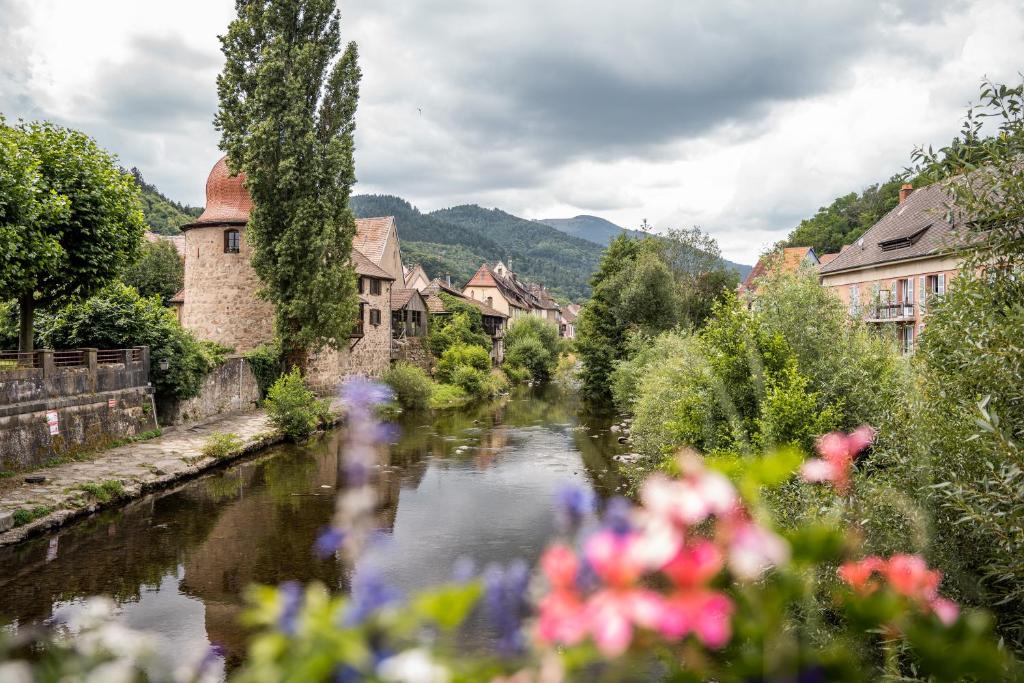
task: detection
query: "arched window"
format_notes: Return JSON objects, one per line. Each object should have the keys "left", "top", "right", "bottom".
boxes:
{"left": 224, "top": 229, "right": 241, "bottom": 253}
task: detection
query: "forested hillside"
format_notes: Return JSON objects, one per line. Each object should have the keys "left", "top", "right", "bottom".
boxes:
{"left": 130, "top": 169, "right": 202, "bottom": 235}
{"left": 783, "top": 174, "right": 906, "bottom": 254}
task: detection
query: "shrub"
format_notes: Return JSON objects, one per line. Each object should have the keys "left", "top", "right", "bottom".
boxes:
{"left": 754, "top": 364, "right": 843, "bottom": 452}
{"left": 429, "top": 383, "right": 469, "bottom": 410}
{"left": 12, "top": 506, "right": 54, "bottom": 527}
{"left": 202, "top": 432, "right": 244, "bottom": 459}
{"left": 75, "top": 480, "right": 126, "bottom": 504}
{"left": 452, "top": 365, "right": 488, "bottom": 398}
{"left": 122, "top": 239, "right": 183, "bottom": 305}
{"left": 503, "top": 316, "right": 561, "bottom": 383}
{"left": 382, "top": 362, "right": 433, "bottom": 410}
{"left": 39, "top": 283, "right": 230, "bottom": 401}
{"left": 428, "top": 309, "right": 490, "bottom": 359}
{"left": 244, "top": 340, "right": 284, "bottom": 398}
{"left": 264, "top": 368, "right": 330, "bottom": 441}
{"left": 436, "top": 343, "right": 490, "bottom": 384}
{"left": 503, "top": 364, "right": 530, "bottom": 385}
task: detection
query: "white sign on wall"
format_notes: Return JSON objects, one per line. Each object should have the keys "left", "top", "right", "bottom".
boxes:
{"left": 46, "top": 410, "right": 59, "bottom": 436}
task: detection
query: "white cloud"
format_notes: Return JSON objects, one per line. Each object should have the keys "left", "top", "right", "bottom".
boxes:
{"left": 1, "top": 0, "right": 1021, "bottom": 263}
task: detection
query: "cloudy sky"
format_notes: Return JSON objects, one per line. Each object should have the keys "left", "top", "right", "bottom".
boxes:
{"left": 2, "top": 0, "right": 1022, "bottom": 263}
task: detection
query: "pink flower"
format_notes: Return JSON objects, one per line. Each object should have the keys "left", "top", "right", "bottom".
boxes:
{"left": 641, "top": 469, "right": 738, "bottom": 530}
{"left": 801, "top": 426, "right": 875, "bottom": 494}
{"left": 541, "top": 544, "right": 578, "bottom": 591}
{"left": 658, "top": 590, "right": 734, "bottom": 648}
{"left": 930, "top": 597, "right": 960, "bottom": 626}
{"left": 584, "top": 530, "right": 648, "bottom": 587}
{"left": 661, "top": 540, "right": 723, "bottom": 588}
{"left": 837, "top": 556, "right": 885, "bottom": 593}
{"left": 883, "top": 554, "right": 941, "bottom": 602}
{"left": 727, "top": 522, "right": 790, "bottom": 581}
{"left": 584, "top": 588, "right": 665, "bottom": 657}
{"left": 537, "top": 590, "right": 588, "bottom": 646}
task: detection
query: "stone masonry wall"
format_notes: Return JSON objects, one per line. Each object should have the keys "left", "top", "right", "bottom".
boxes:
{"left": 157, "top": 356, "right": 260, "bottom": 427}
{"left": 394, "top": 336, "right": 433, "bottom": 374}
{"left": 180, "top": 224, "right": 275, "bottom": 353}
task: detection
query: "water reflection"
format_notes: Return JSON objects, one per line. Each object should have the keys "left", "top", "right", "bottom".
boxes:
{"left": 0, "top": 386, "right": 625, "bottom": 672}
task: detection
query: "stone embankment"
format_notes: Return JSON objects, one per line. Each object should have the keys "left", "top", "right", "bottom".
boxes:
{"left": 0, "top": 401, "right": 342, "bottom": 547}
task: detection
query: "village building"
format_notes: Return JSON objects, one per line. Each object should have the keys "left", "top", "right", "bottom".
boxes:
{"left": 391, "top": 288, "right": 428, "bottom": 339}
{"left": 561, "top": 303, "right": 581, "bottom": 339}
{"left": 739, "top": 246, "right": 821, "bottom": 299}
{"left": 176, "top": 156, "right": 400, "bottom": 390}
{"left": 462, "top": 261, "right": 569, "bottom": 334}
{"left": 423, "top": 278, "right": 508, "bottom": 363}
{"left": 403, "top": 264, "right": 431, "bottom": 291}
{"left": 819, "top": 182, "right": 963, "bottom": 354}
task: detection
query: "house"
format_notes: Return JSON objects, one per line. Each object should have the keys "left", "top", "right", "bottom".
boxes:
{"left": 462, "top": 261, "right": 534, "bottom": 320}
{"left": 391, "top": 288, "right": 428, "bottom": 338}
{"left": 423, "top": 278, "right": 508, "bottom": 363}
{"left": 819, "top": 182, "right": 963, "bottom": 354}
{"left": 739, "top": 246, "right": 821, "bottom": 299}
{"left": 144, "top": 231, "right": 186, "bottom": 257}
{"left": 404, "top": 264, "right": 432, "bottom": 291}
{"left": 561, "top": 303, "right": 581, "bottom": 339}
{"left": 176, "top": 155, "right": 399, "bottom": 389}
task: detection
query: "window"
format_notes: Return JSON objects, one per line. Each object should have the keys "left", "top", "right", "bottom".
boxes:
{"left": 369, "top": 308, "right": 381, "bottom": 326}
{"left": 369, "top": 278, "right": 382, "bottom": 295}
{"left": 358, "top": 277, "right": 364, "bottom": 294}
{"left": 849, "top": 284, "right": 860, "bottom": 316}
{"left": 224, "top": 229, "right": 241, "bottom": 253}
{"left": 411, "top": 310, "right": 422, "bottom": 326}
{"left": 901, "top": 325, "right": 914, "bottom": 355}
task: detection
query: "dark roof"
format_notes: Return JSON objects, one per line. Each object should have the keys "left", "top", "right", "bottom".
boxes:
{"left": 353, "top": 249, "right": 395, "bottom": 280}
{"left": 390, "top": 288, "right": 420, "bottom": 311}
{"left": 820, "top": 182, "right": 961, "bottom": 275}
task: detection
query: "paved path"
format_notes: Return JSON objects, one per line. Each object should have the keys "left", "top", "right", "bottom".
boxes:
{"left": 0, "top": 404, "right": 340, "bottom": 547}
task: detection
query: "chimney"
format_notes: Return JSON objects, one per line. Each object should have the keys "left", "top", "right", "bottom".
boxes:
{"left": 899, "top": 183, "right": 914, "bottom": 204}
{"left": 446, "top": 273, "right": 451, "bottom": 287}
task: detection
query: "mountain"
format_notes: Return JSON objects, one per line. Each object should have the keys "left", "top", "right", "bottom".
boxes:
{"left": 130, "top": 169, "right": 202, "bottom": 235}
{"left": 352, "top": 195, "right": 602, "bottom": 301}
{"left": 537, "top": 215, "right": 648, "bottom": 245}
{"left": 540, "top": 215, "right": 752, "bottom": 280}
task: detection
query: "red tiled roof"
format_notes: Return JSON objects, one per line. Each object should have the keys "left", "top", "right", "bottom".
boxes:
{"left": 353, "top": 217, "right": 394, "bottom": 266}
{"left": 818, "top": 252, "right": 840, "bottom": 266}
{"left": 465, "top": 263, "right": 498, "bottom": 288}
{"left": 425, "top": 279, "right": 508, "bottom": 318}
{"left": 187, "top": 156, "right": 252, "bottom": 228}
{"left": 741, "top": 246, "right": 817, "bottom": 291}
{"left": 424, "top": 293, "right": 447, "bottom": 314}
{"left": 169, "top": 288, "right": 185, "bottom": 304}
{"left": 391, "top": 288, "right": 418, "bottom": 311}
{"left": 353, "top": 249, "right": 394, "bottom": 280}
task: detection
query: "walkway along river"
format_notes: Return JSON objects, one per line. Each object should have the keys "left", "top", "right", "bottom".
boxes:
{"left": 0, "top": 386, "right": 626, "bottom": 676}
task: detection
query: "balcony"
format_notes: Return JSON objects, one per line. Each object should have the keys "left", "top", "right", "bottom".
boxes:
{"left": 867, "top": 303, "right": 915, "bottom": 322}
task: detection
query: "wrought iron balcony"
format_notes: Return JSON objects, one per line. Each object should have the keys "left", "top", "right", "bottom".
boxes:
{"left": 868, "top": 303, "right": 916, "bottom": 321}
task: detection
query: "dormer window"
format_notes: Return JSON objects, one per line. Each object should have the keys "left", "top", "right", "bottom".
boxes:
{"left": 224, "top": 229, "right": 241, "bottom": 253}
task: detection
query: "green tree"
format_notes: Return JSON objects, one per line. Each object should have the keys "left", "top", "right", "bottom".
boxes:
{"left": 123, "top": 240, "right": 184, "bottom": 305}
{"left": 659, "top": 226, "right": 739, "bottom": 327}
{"left": 216, "top": 0, "right": 362, "bottom": 368}
{"left": 0, "top": 121, "right": 144, "bottom": 352}
{"left": 783, "top": 176, "right": 906, "bottom": 254}
{"left": 503, "top": 316, "right": 561, "bottom": 383}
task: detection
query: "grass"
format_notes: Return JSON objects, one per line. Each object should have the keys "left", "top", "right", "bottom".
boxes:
{"left": 12, "top": 505, "right": 55, "bottom": 527}
{"left": 429, "top": 383, "right": 471, "bottom": 410}
{"left": 74, "top": 479, "right": 127, "bottom": 504}
{"left": 201, "top": 432, "right": 244, "bottom": 459}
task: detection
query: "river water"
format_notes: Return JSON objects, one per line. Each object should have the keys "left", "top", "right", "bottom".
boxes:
{"left": 0, "top": 387, "right": 625, "bottom": 676}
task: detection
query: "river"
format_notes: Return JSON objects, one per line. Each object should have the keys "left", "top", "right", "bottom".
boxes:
{"left": 0, "top": 386, "right": 626, "bottom": 676}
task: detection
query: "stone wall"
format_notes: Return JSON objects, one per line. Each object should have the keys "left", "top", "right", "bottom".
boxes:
{"left": 0, "top": 349, "right": 157, "bottom": 471}
{"left": 180, "top": 224, "right": 275, "bottom": 353}
{"left": 393, "top": 336, "right": 433, "bottom": 373}
{"left": 157, "top": 356, "right": 260, "bottom": 427}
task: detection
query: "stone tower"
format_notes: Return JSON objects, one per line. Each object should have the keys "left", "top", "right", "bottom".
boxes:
{"left": 180, "top": 156, "right": 274, "bottom": 352}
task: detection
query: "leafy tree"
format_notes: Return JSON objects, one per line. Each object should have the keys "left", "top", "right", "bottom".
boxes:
{"left": 130, "top": 168, "right": 201, "bottom": 235}
{"left": 428, "top": 308, "right": 490, "bottom": 359}
{"left": 503, "top": 316, "right": 561, "bottom": 383}
{"left": 123, "top": 239, "right": 184, "bottom": 305}
{"left": 216, "top": 0, "right": 362, "bottom": 368}
{"left": 38, "top": 283, "right": 229, "bottom": 401}
{"left": 0, "top": 121, "right": 144, "bottom": 352}
{"left": 659, "top": 227, "right": 739, "bottom": 327}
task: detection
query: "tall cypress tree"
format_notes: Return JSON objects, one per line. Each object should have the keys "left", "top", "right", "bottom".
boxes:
{"left": 215, "top": 0, "right": 362, "bottom": 368}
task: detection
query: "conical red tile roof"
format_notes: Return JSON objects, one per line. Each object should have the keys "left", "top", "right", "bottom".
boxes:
{"left": 188, "top": 156, "right": 252, "bottom": 227}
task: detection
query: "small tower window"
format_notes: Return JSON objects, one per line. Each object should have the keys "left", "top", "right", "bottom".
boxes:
{"left": 224, "top": 229, "right": 241, "bottom": 253}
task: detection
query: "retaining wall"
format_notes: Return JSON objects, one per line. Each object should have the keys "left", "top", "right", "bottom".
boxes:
{"left": 157, "top": 356, "right": 260, "bottom": 426}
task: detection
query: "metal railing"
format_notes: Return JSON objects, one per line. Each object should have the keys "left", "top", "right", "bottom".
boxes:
{"left": 0, "top": 347, "right": 148, "bottom": 375}
{"left": 869, "top": 303, "right": 916, "bottom": 321}
{"left": 0, "top": 351, "right": 38, "bottom": 369}
{"left": 53, "top": 350, "right": 86, "bottom": 367}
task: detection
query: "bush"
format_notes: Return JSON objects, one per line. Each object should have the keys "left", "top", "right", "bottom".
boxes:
{"left": 503, "top": 316, "right": 561, "bottom": 383}
{"left": 503, "top": 364, "right": 530, "bottom": 385}
{"left": 202, "top": 432, "right": 244, "bottom": 459}
{"left": 452, "top": 365, "right": 488, "bottom": 398}
{"left": 436, "top": 343, "right": 490, "bottom": 384}
{"left": 264, "top": 368, "right": 330, "bottom": 441}
{"left": 429, "top": 383, "right": 469, "bottom": 410}
{"left": 39, "top": 283, "right": 230, "bottom": 401}
{"left": 75, "top": 480, "right": 126, "bottom": 504}
{"left": 428, "top": 309, "right": 490, "bottom": 359}
{"left": 122, "top": 239, "right": 183, "bottom": 305}
{"left": 244, "top": 340, "right": 284, "bottom": 398}
{"left": 382, "top": 362, "right": 433, "bottom": 410}
{"left": 754, "top": 364, "right": 842, "bottom": 452}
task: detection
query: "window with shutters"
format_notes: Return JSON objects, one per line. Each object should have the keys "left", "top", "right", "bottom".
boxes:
{"left": 224, "top": 229, "right": 241, "bottom": 253}
{"left": 849, "top": 284, "right": 860, "bottom": 316}
{"left": 901, "top": 325, "right": 914, "bottom": 355}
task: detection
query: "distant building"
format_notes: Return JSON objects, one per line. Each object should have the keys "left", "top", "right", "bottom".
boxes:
{"left": 423, "top": 278, "right": 508, "bottom": 363}
{"left": 561, "top": 303, "right": 580, "bottom": 339}
{"left": 463, "top": 261, "right": 570, "bottom": 335}
{"left": 819, "top": 182, "right": 964, "bottom": 354}
{"left": 739, "top": 246, "right": 821, "bottom": 300}
{"left": 404, "top": 264, "right": 431, "bottom": 291}
{"left": 176, "top": 156, "right": 400, "bottom": 389}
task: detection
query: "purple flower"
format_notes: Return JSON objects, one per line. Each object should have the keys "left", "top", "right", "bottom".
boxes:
{"left": 343, "top": 568, "right": 402, "bottom": 626}
{"left": 278, "top": 581, "right": 303, "bottom": 635}
{"left": 602, "top": 496, "right": 633, "bottom": 536}
{"left": 483, "top": 559, "right": 530, "bottom": 656}
{"left": 341, "top": 378, "right": 393, "bottom": 410}
{"left": 314, "top": 527, "right": 346, "bottom": 559}
{"left": 554, "top": 483, "right": 595, "bottom": 532}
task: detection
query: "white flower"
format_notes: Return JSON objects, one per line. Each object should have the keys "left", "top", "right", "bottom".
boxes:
{"left": 377, "top": 648, "right": 451, "bottom": 683}
{"left": 0, "top": 662, "right": 33, "bottom": 683}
